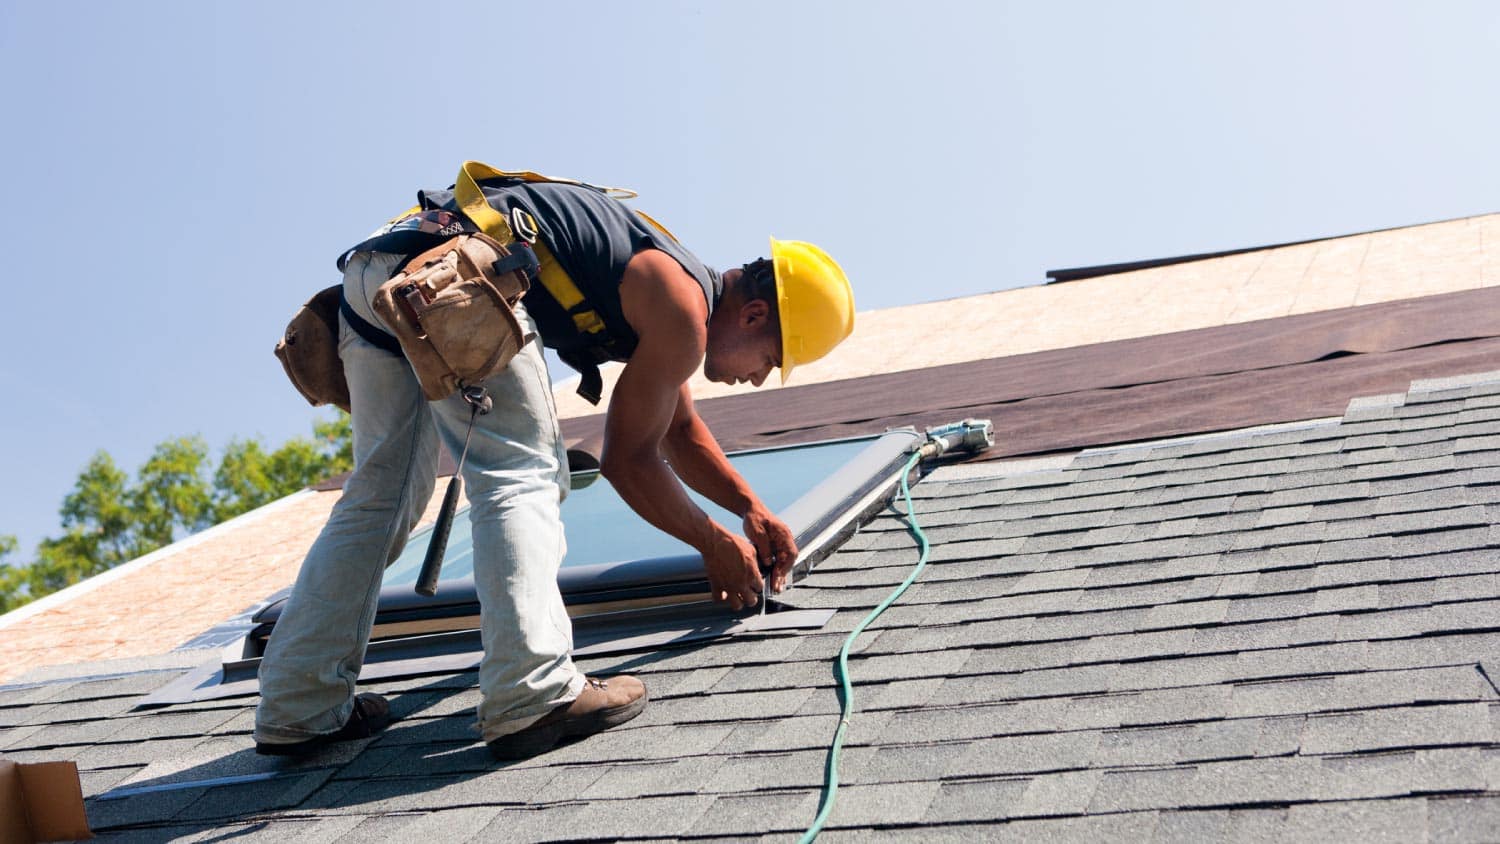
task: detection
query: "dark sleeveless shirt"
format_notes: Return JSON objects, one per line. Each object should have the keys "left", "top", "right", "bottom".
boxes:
{"left": 413, "top": 180, "right": 722, "bottom": 362}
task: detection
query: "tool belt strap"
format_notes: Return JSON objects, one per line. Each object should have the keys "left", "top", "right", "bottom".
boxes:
{"left": 339, "top": 292, "right": 402, "bottom": 356}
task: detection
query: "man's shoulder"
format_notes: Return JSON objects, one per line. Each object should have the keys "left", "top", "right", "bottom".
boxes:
{"left": 620, "top": 250, "right": 710, "bottom": 334}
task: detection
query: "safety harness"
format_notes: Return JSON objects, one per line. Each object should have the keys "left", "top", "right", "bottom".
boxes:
{"left": 338, "top": 161, "right": 664, "bottom": 404}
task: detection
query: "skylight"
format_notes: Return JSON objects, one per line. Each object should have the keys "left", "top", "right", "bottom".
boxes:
{"left": 380, "top": 436, "right": 875, "bottom": 588}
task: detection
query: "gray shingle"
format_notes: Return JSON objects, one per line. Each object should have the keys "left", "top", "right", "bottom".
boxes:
{"left": 1378, "top": 580, "right": 1437, "bottom": 607}
{"left": 1191, "top": 619, "right": 1308, "bottom": 653}
{"left": 1145, "top": 600, "right": 1231, "bottom": 628}
{"left": 948, "top": 590, "right": 1080, "bottom": 623}
{"left": 1176, "top": 716, "right": 1303, "bottom": 762}
{"left": 1282, "top": 798, "right": 1429, "bottom": 842}
{"left": 1372, "top": 505, "right": 1489, "bottom": 537}
{"left": 920, "top": 777, "right": 1031, "bottom": 823}
{"left": 1008, "top": 768, "right": 1103, "bottom": 816}
{"left": 881, "top": 704, "right": 1022, "bottom": 744}
{"left": 1071, "top": 685, "right": 1234, "bottom": 730}
{"left": 1220, "top": 542, "right": 1322, "bottom": 573}
{"left": 1320, "top": 747, "right": 1488, "bottom": 797}
{"left": 86, "top": 786, "right": 210, "bottom": 830}
{"left": 209, "top": 816, "right": 366, "bottom": 844}
{"left": 1316, "top": 536, "right": 1396, "bottom": 564}
{"left": 1428, "top": 795, "right": 1500, "bottom": 843}
{"left": 1364, "top": 632, "right": 1500, "bottom": 672}
{"left": 1081, "top": 556, "right": 1223, "bottom": 590}
{"left": 579, "top": 756, "right": 728, "bottom": 799}
{"left": 637, "top": 688, "right": 814, "bottom": 727}
{"left": 1092, "top": 724, "right": 1195, "bottom": 766}
{"left": 821, "top": 781, "right": 943, "bottom": 826}
{"left": 1152, "top": 809, "right": 1231, "bottom": 842}
{"left": 1027, "top": 608, "right": 1151, "bottom": 641}
{"left": 173, "top": 770, "right": 335, "bottom": 822}
{"left": 694, "top": 749, "right": 825, "bottom": 793}
{"left": 474, "top": 803, "right": 589, "bottom": 844}
{"left": 1088, "top": 766, "right": 1202, "bottom": 813}
{"left": 1081, "top": 578, "right": 1224, "bottom": 611}
{"left": 1075, "top": 628, "right": 1198, "bottom": 665}
{"left": 952, "top": 663, "right": 1114, "bottom": 701}
{"left": 844, "top": 742, "right": 965, "bottom": 784}
{"left": 1434, "top": 574, "right": 1500, "bottom": 602}
{"left": 1299, "top": 703, "right": 1494, "bottom": 754}
{"left": 1225, "top": 592, "right": 1320, "bottom": 623}
{"left": 950, "top": 732, "right": 1102, "bottom": 777}
{"left": 1312, "top": 559, "right": 1395, "bottom": 588}
{"left": 1313, "top": 584, "right": 1382, "bottom": 613}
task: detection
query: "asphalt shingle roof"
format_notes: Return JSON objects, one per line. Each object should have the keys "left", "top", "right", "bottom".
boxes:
{"left": 3, "top": 371, "right": 1500, "bottom": 840}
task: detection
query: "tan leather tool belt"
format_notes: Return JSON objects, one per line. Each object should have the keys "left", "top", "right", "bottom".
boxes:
{"left": 371, "top": 232, "right": 534, "bottom": 402}
{"left": 276, "top": 232, "right": 534, "bottom": 411}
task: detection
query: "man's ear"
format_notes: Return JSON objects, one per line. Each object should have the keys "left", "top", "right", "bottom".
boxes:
{"left": 738, "top": 298, "right": 771, "bottom": 329}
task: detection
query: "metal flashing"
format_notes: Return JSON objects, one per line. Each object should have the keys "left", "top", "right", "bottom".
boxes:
{"left": 138, "top": 605, "right": 836, "bottom": 708}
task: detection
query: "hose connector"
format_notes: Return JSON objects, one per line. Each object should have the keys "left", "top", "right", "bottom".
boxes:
{"left": 918, "top": 418, "right": 995, "bottom": 459}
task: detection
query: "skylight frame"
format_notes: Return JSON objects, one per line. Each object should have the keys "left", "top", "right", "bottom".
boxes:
{"left": 242, "top": 429, "right": 924, "bottom": 655}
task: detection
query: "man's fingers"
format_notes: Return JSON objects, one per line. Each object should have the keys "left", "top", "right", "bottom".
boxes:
{"left": 749, "top": 526, "right": 773, "bottom": 571}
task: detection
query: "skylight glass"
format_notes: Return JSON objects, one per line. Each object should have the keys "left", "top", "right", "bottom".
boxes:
{"left": 379, "top": 436, "right": 875, "bottom": 588}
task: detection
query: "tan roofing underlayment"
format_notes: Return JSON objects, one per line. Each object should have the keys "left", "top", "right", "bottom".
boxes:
{"left": 1, "top": 211, "right": 1494, "bottom": 683}
{"left": 553, "top": 212, "right": 1500, "bottom": 419}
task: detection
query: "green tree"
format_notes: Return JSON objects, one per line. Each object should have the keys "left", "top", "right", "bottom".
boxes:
{"left": 130, "top": 437, "right": 213, "bottom": 550}
{"left": 0, "top": 412, "right": 353, "bottom": 614}
{"left": 212, "top": 411, "right": 353, "bottom": 522}
{"left": 0, "top": 535, "right": 29, "bottom": 614}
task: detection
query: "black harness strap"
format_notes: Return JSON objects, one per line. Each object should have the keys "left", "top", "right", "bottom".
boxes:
{"left": 339, "top": 291, "right": 403, "bottom": 356}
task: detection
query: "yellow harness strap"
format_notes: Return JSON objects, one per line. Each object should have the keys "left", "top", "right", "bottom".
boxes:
{"left": 532, "top": 237, "right": 606, "bottom": 335}
{"left": 397, "top": 161, "right": 677, "bottom": 343}
{"left": 452, "top": 161, "right": 612, "bottom": 338}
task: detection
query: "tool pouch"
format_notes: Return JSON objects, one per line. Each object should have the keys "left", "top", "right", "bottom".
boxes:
{"left": 274, "top": 285, "right": 352, "bottom": 412}
{"left": 372, "top": 232, "right": 535, "bottom": 402}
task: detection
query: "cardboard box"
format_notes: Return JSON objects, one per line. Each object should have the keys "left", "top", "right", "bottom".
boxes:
{"left": 1, "top": 760, "right": 92, "bottom": 844}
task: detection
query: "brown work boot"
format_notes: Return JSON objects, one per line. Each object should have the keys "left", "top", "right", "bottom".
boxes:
{"left": 486, "top": 675, "right": 648, "bottom": 760}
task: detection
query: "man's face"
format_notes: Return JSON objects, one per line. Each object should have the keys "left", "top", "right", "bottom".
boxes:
{"left": 704, "top": 302, "right": 781, "bottom": 387}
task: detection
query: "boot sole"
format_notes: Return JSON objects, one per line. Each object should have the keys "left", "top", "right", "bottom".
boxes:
{"left": 487, "top": 689, "right": 649, "bottom": 761}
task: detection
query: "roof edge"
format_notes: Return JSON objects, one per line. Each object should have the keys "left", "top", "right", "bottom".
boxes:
{"left": 1045, "top": 210, "right": 1499, "bottom": 284}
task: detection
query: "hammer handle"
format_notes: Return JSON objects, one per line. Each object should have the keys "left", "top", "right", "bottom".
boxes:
{"left": 415, "top": 475, "right": 462, "bottom": 597}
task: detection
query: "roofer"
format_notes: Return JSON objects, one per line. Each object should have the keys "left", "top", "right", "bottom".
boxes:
{"left": 254, "top": 163, "right": 855, "bottom": 760}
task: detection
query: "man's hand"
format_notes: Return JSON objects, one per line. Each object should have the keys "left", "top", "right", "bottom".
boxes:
{"left": 702, "top": 525, "right": 764, "bottom": 611}
{"left": 744, "top": 505, "right": 798, "bottom": 594}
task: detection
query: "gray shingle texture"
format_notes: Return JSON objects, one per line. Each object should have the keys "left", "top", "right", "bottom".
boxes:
{"left": 7, "top": 376, "right": 1500, "bottom": 840}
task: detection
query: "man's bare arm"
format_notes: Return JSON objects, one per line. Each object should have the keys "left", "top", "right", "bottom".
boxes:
{"left": 600, "top": 250, "right": 764, "bottom": 609}
{"left": 660, "top": 386, "right": 798, "bottom": 592}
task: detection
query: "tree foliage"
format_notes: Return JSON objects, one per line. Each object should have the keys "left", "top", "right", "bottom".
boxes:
{"left": 0, "top": 412, "right": 352, "bottom": 614}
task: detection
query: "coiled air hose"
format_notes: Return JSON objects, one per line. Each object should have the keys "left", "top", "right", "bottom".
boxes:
{"left": 799, "top": 420, "right": 994, "bottom": 842}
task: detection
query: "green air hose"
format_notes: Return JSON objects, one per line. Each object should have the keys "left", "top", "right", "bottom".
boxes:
{"left": 799, "top": 447, "right": 931, "bottom": 843}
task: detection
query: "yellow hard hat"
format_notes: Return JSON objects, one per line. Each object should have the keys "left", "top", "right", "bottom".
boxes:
{"left": 771, "top": 238, "right": 855, "bottom": 383}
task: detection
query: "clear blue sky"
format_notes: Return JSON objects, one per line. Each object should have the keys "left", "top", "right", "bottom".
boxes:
{"left": 1, "top": 1, "right": 1496, "bottom": 557}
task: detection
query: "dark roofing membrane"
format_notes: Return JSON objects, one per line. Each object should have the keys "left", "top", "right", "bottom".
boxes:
{"left": 6, "top": 368, "right": 1500, "bottom": 839}
{"left": 559, "top": 284, "right": 1500, "bottom": 460}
